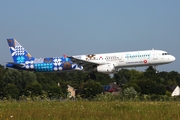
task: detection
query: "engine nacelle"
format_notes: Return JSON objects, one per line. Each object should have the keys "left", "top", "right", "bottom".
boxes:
{"left": 96, "top": 64, "right": 117, "bottom": 74}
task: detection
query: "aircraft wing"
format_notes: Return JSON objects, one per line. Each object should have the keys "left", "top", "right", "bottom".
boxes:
{"left": 68, "top": 56, "right": 100, "bottom": 71}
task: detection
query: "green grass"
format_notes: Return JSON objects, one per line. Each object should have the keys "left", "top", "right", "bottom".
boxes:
{"left": 0, "top": 101, "right": 180, "bottom": 120}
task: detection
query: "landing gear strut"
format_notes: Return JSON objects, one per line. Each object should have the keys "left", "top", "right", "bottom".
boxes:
{"left": 153, "top": 66, "right": 159, "bottom": 73}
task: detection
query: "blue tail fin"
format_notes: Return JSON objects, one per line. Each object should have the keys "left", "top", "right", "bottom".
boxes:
{"left": 7, "top": 38, "right": 35, "bottom": 63}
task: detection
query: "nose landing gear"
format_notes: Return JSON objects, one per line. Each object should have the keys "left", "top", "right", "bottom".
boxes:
{"left": 153, "top": 66, "right": 159, "bottom": 73}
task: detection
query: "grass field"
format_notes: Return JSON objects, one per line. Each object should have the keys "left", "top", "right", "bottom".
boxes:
{"left": 0, "top": 101, "right": 180, "bottom": 120}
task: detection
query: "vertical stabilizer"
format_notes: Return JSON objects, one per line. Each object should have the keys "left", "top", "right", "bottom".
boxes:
{"left": 7, "top": 38, "right": 35, "bottom": 63}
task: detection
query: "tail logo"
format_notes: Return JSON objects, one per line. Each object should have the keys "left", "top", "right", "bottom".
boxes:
{"left": 7, "top": 39, "right": 15, "bottom": 47}
{"left": 9, "top": 45, "right": 25, "bottom": 56}
{"left": 7, "top": 39, "right": 35, "bottom": 63}
{"left": 16, "top": 56, "right": 25, "bottom": 63}
{"left": 14, "top": 46, "right": 25, "bottom": 56}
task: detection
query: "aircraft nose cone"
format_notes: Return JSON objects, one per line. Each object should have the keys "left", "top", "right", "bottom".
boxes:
{"left": 171, "top": 55, "right": 176, "bottom": 62}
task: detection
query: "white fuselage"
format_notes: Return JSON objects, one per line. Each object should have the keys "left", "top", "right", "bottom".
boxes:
{"left": 74, "top": 50, "right": 175, "bottom": 69}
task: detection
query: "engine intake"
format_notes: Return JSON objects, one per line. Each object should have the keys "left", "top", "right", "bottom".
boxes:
{"left": 96, "top": 64, "right": 117, "bottom": 74}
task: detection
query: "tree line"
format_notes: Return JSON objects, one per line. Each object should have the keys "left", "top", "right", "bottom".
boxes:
{"left": 0, "top": 64, "right": 180, "bottom": 100}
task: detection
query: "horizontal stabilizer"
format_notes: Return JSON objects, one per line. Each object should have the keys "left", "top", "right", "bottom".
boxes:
{"left": 6, "top": 62, "right": 24, "bottom": 67}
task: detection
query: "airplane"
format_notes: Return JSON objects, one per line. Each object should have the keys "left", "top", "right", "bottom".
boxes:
{"left": 6, "top": 38, "right": 175, "bottom": 79}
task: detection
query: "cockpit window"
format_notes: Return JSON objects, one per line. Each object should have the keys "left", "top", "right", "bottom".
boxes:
{"left": 162, "top": 53, "right": 169, "bottom": 55}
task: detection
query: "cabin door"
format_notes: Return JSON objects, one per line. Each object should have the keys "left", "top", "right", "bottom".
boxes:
{"left": 153, "top": 51, "right": 158, "bottom": 60}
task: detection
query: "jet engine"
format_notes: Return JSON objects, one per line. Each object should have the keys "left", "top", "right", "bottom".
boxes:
{"left": 96, "top": 64, "right": 118, "bottom": 74}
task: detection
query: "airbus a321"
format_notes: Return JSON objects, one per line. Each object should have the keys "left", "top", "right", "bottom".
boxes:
{"left": 6, "top": 38, "right": 175, "bottom": 78}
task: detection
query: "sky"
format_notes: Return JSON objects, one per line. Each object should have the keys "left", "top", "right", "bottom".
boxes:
{"left": 0, "top": 0, "right": 180, "bottom": 72}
